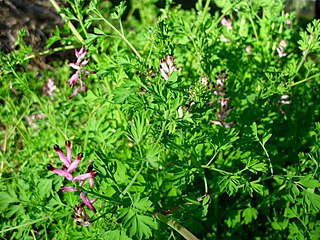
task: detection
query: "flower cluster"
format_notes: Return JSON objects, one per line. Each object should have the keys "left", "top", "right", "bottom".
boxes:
{"left": 159, "top": 55, "right": 178, "bottom": 81}
{"left": 210, "top": 72, "right": 235, "bottom": 128}
{"left": 210, "top": 98, "right": 235, "bottom": 128}
{"left": 221, "top": 17, "right": 233, "bottom": 31}
{"left": 277, "top": 40, "right": 287, "bottom": 58}
{"left": 67, "top": 46, "right": 93, "bottom": 99}
{"left": 47, "top": 140, "right": 97, "bottom": 225}
{"left": 42, "top": 78, "right": 56, "bottom": 103}
{"left": 278, "top": 94, "right": 292, "bottom": 115}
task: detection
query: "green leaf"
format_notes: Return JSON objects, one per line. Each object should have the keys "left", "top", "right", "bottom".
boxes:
{"left": 242, "top": 206, "right": 258, "bottom": 224}
{"left": 6, "top": 204, "right": 21, "bottom": 218}
{"left": 103, "top": 230, "right": 131, "bottom": 240}
{"left": 132, "top": 194, "right": 153, "bottom": 211}
{"left": 219, "top": 176, "right": 240, "bottom": 196}
{"left": 262, "top": 133, "right": 272, "bottom": 145}
{"left": 119, "top": 208, "right": 155, "bottom": 239}
{"left": 298, "top": 175, "right": 320, "bottom": 188}
{"left": 284, "top": 207, "right": 297, "bottom": 219}
{"left": 304, "top": 190, "right": 320, "bottom": 212}
{"left": 127, "top": 113, "right": 149, "bottom": 145}
{"left": 250, "top": 182, "right": 264, "bottom": 195}
{"left": 38, "top": 179, "right": 52, "bottom": 198}
{"left": 251, "top": 122, "right": 257, "bottom": 137}
{"left": 0, "top": 187, "right": 19, "bottom": 210}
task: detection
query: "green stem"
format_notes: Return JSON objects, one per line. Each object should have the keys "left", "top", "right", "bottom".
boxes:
{"left": 201, "top": 165, "right": 232, "bottom": 175}
{"left": 205, "top": 149, "right": 219, "bottom": 167}
{"left": 24, "top": 45, "right": 76, "bottom": 61}
{"left": 155, "top": 213, "right": 199, "bottom": 240}
{"left": 94, "top": 10, "right": 142, "bottom": 61}
{"left": 0, "top": 216, "right": 50, "bottom": 234}
{"left": 49, "top": 0, "right": 84, "bottom": 43}
{"left": 119, "top": 161, "right": 145, "bottom": 199}
{"left": 257, "top": 138, "right": 273, "bottom": 175}
{"left": 154, "top": 121, "right": 167, "bottom": 146}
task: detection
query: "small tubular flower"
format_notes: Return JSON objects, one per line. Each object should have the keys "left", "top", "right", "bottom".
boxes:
{"left": 42, "top": 78, "right": 56, "bottom": 103}
{"left": 61, "top": 186, "right": 78, "bottom": 192}
{"left": 54, "top": 141, "right": 72, "bottom": 167}
{"left": 80, "top": 192, "right": 97, "bottom": 213}
{"left": 73, "top": 164, "right": 96, "bottom": 188}
{"left": 67, "top": 153, "right": 83, "bottom": 173}
{"left": 48, "top": 140, "right": 98, "bottom": 217}
{"left": 47, "top": 164, "right": 73, "bottom": 180}
{"left": 67, "top": 46, "right": 93, "bottom": 99}
{"left": 159, "top": 55, "right": 178, "bottom": 81}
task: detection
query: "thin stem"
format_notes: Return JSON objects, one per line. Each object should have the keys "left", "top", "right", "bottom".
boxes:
{"left": 201, "top": 165, "right": 232, "bottom": 175}
{"left": 49, "top": 0, "right": 84, "bottom": 44}
{"left": 154, "top": 121, "right": 167, "bottom": 146}
{"left": 257, "top": 138, "right": 273, "bottom": 175}
{"left": 155, "top": 213, "right": 199, "bottom": 240}
{"left": 0, "top": 216, "right": 50, "bottom": 234}
{"left": 119, "top": 161, "right": 145, "bottom": 199}
{"left": 93, "top": 10, "right": 142, "bottom": 60}
{"left": 24, "top": 45, "right": 76, "bottom": 61}
{"left": 205, "top": 149, "right": 219, "bottom": 167}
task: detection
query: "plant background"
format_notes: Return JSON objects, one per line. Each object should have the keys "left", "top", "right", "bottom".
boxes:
{"left": 0, "top": 0, "right": 320, "bottom": 239}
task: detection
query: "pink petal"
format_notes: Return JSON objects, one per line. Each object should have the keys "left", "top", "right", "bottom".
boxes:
{"left": 67, "top": 71, "right": 79, "bottom": 87}
{"left": 73, "top": 172, "right": 92, "bottom": 182}
{"left": 68, "top": 62, "right": 80, "bottom": 70}
{"left": 67, "top": 153, "right": 83, "bottom": 173}
{"left": 160, "top": 67, "right": 169, "bottom": 81}
{"left": 69, "top": 88, "right": 81, "bottom": 99}
{"left": 80, "top": 192, "right": 96, "bottom": 213}
{"left": 210, "top": 120, "right": 222, "bottom": 126}
{"left": 47, "top": 164, "right": 73, "bottom": 180}
{"left": 65, "top": 140, "right": 72, "bottom": 165}
{"left": 80, "top": 58, "right": 89, "bottom": 66}
{"left": 54, "top": 145, "right": 70, "bottom": 167}
{"left": 80, "top": 80, "right": 87, "bottom": 92}
{"left": 61, "top": 186, "right": 78, "bottom": 192}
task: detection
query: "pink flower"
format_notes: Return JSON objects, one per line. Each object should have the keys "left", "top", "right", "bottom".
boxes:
{"left": 159, "top": 55, "right": 178, "bottom": 81}
{"left": 67, "top": 46, "right": 94, "bottom": 99}
{"left": 277, "top": 40, "right": 287, "bottom": 58}
{"left": 47, "top": 164, "right": 73, "bottom": 180}
{"left": 246, "top": 46, "right": 252, "bottom": 53}
{"left": 43, "top": 78, "right": 56, "bottom": 103}
{"left": 49, "top": 141, "right": 83, "bottom": 179}
{"left": 210, "top": 98, "right": 235, "bottom": 128}
{"left": 221, "top": 17, "right": 233, "bottom": 30}
{"left": 48, "top": 140, "right": 98, "bottom": 215}
{"left": 61, "top": 186, "right": 78, "bottom": 192}
{"left": 53, "top": 141, "right": 72, "bottom": 168}
{"left": 80, "top": 192, "right": 97, "bottom": 213}
{"left": 73, "top": 164, "right": 96, "bottom": 188}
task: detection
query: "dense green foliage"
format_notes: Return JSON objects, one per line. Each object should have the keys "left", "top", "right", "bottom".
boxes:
{"left": 1, "top": 0, "right": 320, "bottom": 239}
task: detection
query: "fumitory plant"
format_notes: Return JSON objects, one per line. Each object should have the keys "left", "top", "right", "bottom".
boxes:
{"left": 0, "top": 0, "right": 320, "bottom": 239}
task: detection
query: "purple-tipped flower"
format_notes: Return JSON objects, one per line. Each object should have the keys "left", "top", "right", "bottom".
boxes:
{"left": 48, "top": 140, "right": 98, "bottom": 217}
{"left": 61, "top": 186, "right": 78, "bottom": 192}
{"left": 278, "top": 94, "right": 292, "bottom": 115}
{"left": 160, "top": 55, "right": 178, "bottom": 81}
{"left": 43, "top": 78, "right": 56, "bottom": 103}
{"left": 73, "top": 164, "right": 96, "bottom": 188}
{"left": 221, "top": 17, "right": 233, "bottom": 30}
{"left": 73, "top": 204, "right": 92, "bottom": 226}
{"left": 54, "top": 141, "right": 72, "bottom": 168}
{"left": 80, "top": 192, "right": 97, "bottom": 213}
{"left": 277, "top": 40, "right": 287, "bottom": 58}
{"left": 47, "top": 164, "right": 73, "bottom": 180}
{"left": 210, "top": 98, "right": 235, "bottom": 128}
{"left": 50, "top": 141, "right": 83, "bottom": 178}
{"left": 67, "top": 46, "right": 94, "bottom": 99}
